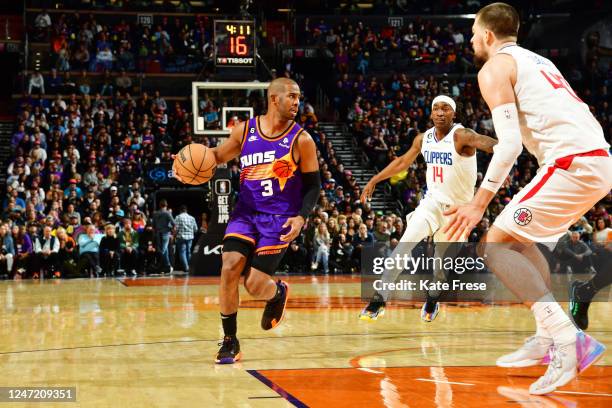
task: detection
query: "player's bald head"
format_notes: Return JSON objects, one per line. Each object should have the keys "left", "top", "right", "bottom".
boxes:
{"left": 267, "top": 78, "right": 299, "bottom": 99}
{"left": 266, "top": 78, "right": 300, "bottom": 120}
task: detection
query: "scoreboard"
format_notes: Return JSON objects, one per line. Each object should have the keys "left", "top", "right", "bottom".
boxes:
{"left": 214, "top": 20, "right": 256, "bottom": 67}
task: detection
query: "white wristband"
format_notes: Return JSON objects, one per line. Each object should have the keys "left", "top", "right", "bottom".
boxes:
{"left": 480, "top": 103, "right": 523, "bottom": 193}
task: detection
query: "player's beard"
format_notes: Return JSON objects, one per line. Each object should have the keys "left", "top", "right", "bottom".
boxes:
{"left": 472, "top": 42, "right": 488, "bottom": 68}
{"left": 474, "top": 52, "right": 488, "bottom": 68}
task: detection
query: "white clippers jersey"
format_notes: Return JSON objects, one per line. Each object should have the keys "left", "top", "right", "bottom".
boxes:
{"left": 421, "top": 124, "right": 477, "bottom": 205}
{"left": 497, "top": 44, "right": 609, "bottom": 166}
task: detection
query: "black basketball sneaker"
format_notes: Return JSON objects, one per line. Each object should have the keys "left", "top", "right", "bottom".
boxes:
{"left": 569, "top": 280, "right": 590, "bottom": 330}
{"left": 215, "top": 336, "right": 242, "bottom": 364}
{"left": 421, "top": 292, "right": 440, "bottom": 322}
{"left": 359, "top": 292, "right": 386, "bottom": 321}
{"left": 261, "top": 280, "right": 289, "bottom": 330}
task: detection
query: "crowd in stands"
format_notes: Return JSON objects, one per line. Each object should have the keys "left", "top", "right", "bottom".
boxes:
{"left": 300, "top": 17, "right": 475, "bottom": 76}
{"left": 5, "top": 3, "right": 610, "bottom": 279}
{"left": 1, "top": 79, "right": 215, "bottom": 279}
{"left": 288, "top": 62, "right": 610, "bottom": 275}
{"left": 282, "top": 126, "right": 408, "bottom": 275}
{"left": 31, "top": 8, "right": 212, "bottom": 74}
{"left": 7, "top": 69, "right": 611, "bottom": 278}
{"left": 325, "top": 57, "right": 611, "bottom": 278}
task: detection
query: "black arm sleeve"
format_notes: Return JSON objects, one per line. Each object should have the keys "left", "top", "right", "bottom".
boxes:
{"left": 299, "top": 171, "right": 322, "bottom": 219}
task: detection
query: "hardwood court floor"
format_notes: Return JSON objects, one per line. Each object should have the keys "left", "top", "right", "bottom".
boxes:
{"left": 0, "top": 276, "right": 610, "bottom": 407}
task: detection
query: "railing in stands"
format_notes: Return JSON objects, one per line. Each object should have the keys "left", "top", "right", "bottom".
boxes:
{"left": 2, "top": 15, "right": 24, "bottom": 41}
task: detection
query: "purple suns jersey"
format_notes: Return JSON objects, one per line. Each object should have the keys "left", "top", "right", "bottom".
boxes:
{"left": 237, "top": 116, "right": 304, "bottom": 216}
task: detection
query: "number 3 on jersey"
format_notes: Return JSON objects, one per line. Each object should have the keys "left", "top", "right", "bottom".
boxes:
{"left": 433, "top": 165, "right": 444, "bottom": 183}
{"left": 261, "top": 180, "right": 273, "bottom": 196}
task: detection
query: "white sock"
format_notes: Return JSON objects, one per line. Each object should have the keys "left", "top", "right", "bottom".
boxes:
{"left": 531, "top": 294, "right": 578, "bottom": 346}
{"left": 535, "top": 318, "right": 553, "bottom": 345}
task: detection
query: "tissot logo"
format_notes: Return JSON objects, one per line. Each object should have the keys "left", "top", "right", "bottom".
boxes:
{"left": 217, "top": 57, "right": 254, "bottom": 65}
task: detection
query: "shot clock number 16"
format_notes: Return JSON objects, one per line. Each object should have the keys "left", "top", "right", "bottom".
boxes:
{"left": 214, "top": 20, "right": 256, "bottom": 67}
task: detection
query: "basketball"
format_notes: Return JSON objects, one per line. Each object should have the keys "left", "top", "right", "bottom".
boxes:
{"left": 173, "top": 143, "right": 216, "bottom": 185}
{"left": 272, "top": 159, "right": 293, "bottom": 178}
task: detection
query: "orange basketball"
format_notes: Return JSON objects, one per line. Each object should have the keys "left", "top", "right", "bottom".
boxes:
{"left": 272, "top": 159, "right": 293, "bottom": 178}
{"left": 173, "top": 143, "right": 216, "bottom": 185}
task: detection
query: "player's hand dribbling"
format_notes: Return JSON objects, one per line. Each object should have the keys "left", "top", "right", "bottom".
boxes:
{"left": 442, "top": 204, "right": 485, "bottom": 241}
{"left": 171, "top": 154, "right": 186, "bottom": 183}
{"left": 281, "top": 216, "right": 305, "bottom": 242}
{"left": 360, "top": 180, "right": 377, "bottom": 204}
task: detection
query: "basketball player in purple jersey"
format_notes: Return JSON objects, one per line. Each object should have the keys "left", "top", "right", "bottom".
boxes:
{"left": 176, "top": 78, "right": 320, "bottom": 364}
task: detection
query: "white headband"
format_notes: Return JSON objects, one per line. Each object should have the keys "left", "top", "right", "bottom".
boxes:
{"left": 432, "top": 95, "right": 456, "bottom": 111}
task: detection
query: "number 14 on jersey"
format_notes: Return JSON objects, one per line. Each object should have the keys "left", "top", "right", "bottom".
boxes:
{"left": 433, "top": 166, "right": 444, "bottom": 183}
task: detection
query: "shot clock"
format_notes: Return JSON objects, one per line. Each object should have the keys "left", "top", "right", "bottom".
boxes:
{"left": 214, "top": 20, "right": 256, "bottom": 67}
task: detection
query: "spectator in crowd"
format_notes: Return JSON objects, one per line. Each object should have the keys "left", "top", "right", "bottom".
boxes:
{"left": 351, "top": 223, "right": 373, "bottom": 269}
{"left": 312, "top": 223, "right": 331, "bottom": 274}
{"left": 591, "top": 217, "right": 612, "bottom": 268}
{"left": 329, "top": 233, "right": 351, "bottom": 274}
{"left": 593, "top": 217, "right": 611, "bottom": 248}
{"left": 556, "top": 230, "right": 596, "bottom": 274}
{"left": 281, "top": 239, "right": 308, "bottom": 274}
{"left": 46, "top": 68, "right": 64, "bottom": 94}
{"left": 373, "top": 220, "right": 391, "bottom": 246}
{"left": 115, "top": 69, "right": 133, "bottom": 94}
{"left": 0, "top": 224, "right": 15, "bottom": 279}
{"left": 77, "top": 70, "right": 91, "bottom": 95}
{"left": 174, "top": 205, "right": 197, "bottom": 272}
{"left": 100, "top": 224, "right": 120, "bottom": 276}
{"left": 152, "top": 199, "right": 175, "bottom": 273}
{"left": 56, "top": 226, "right": 76, "bottom": 278}
{"left": 33, "top": 9, "right": 52, "bottom": 41}
{"left": 154, "top": 90, "right": 168, "bottom": 112}
{"left": 78, "top": 224, "right": 102, "bottom": 277}
{"left": 139, "top": 223, "right": 159, "bottom": 274}
{"left": 119, "top": 219, "right": 139, "bottom": 276}
{"left": 93, "top": 46, "right": 114, "bottom": 71}
{"left": 28, "top": 70, "right": 45, "bottom": 95}
{"left": 56, "top": 43, "right": 71, "bottom": 71}
{"left": 573, "top": 216, "right": 594, "bottom": 240}
{"left": 12, "top": 225, "right": 33, "bottom": 279}
{"left": 73, "top": 44, "right": 91, "bottom": 70}
{"left": 132, "top": 211, "right": 147, "bottom": 232}
{"left": 33, "top": 225, "right": 60, "bottom": 278}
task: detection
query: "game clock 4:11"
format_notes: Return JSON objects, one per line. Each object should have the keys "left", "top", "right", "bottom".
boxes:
{"left": 214, "top": 20, "right": 256, "bottom": 67}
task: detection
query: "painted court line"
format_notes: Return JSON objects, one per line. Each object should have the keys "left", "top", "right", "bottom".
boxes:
{"left": 554, "top": 390, "right": 612, "bottom": 397}
{"left": 415, "top": 378, "right": 475, "bottom": 386}
{"left": 358, "top": 367, "right": 383, "bottom": 374}
{"left": 246, "top": 369, "right": 309, "bottom": 408}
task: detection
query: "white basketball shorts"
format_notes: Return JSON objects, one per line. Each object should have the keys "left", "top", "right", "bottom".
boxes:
{"left": 494, "top": 149, "right": 612, "bottom": 243}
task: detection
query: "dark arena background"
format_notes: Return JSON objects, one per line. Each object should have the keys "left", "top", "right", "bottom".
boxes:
{"left": 0, "top": 1, "right": 610, "bottom": 406}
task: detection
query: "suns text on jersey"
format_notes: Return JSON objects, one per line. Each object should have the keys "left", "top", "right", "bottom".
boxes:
{"left": 240, "top": 151, "right": 275, "bottom": 168}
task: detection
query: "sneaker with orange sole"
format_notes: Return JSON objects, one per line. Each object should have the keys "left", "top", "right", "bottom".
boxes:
{"left": 261, "top": 280, "right": 289, "bottom": 330}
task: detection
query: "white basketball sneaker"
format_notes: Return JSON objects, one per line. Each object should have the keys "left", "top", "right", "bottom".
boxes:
{"left": 496, "top": 336, "right": 552, "bottom": 368}
{"left": 529, "top": 332, "right": 606, "bottom": 395}
{"left": 529, "top": 343, "right": 577, "bottom": 395}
